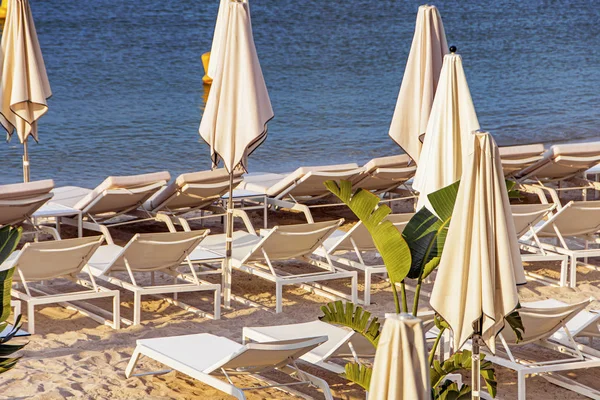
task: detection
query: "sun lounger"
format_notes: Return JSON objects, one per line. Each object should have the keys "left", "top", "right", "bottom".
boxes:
{"left": 0, "top": 180, "right": 58, "bottom": 237}
{"left": 139, "top": 168, "right": 243, "bottom": 229}
{"left": 315, "top": 213, "right": 414, "bottom": 305}
{"left": 125, "top": 333, "right": 333, "bottom": 400}
{"left": 351, "top": 154, "right": 416, "bottom": 198}
{"left": 238, "top": 164, "right": 364, "bottom": 224}
{"left": 87, "top": 231, "right": 221, "bottom": 325}
{"left": 190, "top": 219, "right": 358, "bottom": 313}
{"left": 499, "top": 143, "right": 545, "bottom": 177}
{"left": 525, "top": 200, "right": 600, "bottom": 287}
{"left": 49, "top": 171, "right": 170, "bottom": 238}
{"left": 479, "top": 299, "right": 600, "bottom": 400}
{"left": 514, "top": 141, "right": 600, "bottom": 204}
{"left": 3, "top": 236, "right": 120, "bottom": 334}
{"left": 510, "top": 204, "right": 570, "bottom": 286}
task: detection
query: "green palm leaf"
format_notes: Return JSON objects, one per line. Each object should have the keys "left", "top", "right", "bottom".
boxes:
{"left": 319, "top": 301, "right": 381, "bottom": 347}
{"left": 324, "top": 180, "right": 412, "bottom": 283}
{"left": 343, "top": 362, "right": 372, "bottom": 390}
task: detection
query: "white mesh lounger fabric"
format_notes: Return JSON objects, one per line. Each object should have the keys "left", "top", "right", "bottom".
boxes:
{"left": 3, "top": 236, "right": 120, "bottom": 334}
{"left": 238, "top": 163, "right": 364, "bottom": 224}
{"left": 189, "top": 220, "right": 358, "bottom": 313}
{"left": 87, "top": 230, "right": 221, "bottom": 325}
{"left": 0, "top": 179, "right": 54, "bottom": 227}
{"left": 315, "top": 212, "right": 414, "bottom": 305}
{"left": 125, "top": 333, "right": 333, "bottom": 400}
{"left": 351, "top": 154, "right": 416, "bottom": 196}
{"left": 477, "top": 299, "right": 600, "bottom": 400}
{"left": 49, "top": 171, "right": 170, "bottom": 238}
{"left": 499, "top": 143, "right": 545, "bottom": 177}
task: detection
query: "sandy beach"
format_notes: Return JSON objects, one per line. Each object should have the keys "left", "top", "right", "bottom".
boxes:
{"left": 1, "top": 202, "right": 599, "bottom": 400}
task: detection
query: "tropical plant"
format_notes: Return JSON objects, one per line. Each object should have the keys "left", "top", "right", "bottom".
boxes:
{"left": 319, "top": 179, "right": 521, "bottom": 398}
{"left": 0, "top": 225, "right": 26, "bottom": 374}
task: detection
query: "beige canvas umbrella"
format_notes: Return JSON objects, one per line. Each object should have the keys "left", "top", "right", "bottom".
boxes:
{"left": 207, "top": 0, "right": 228, "bottom": 81}
{"left": 369, "top": 314, "right": 430, "bottom": 399}
{"left": 199, "top": 0, "right": 273, "bottom": 307}
{"left": 429, "top": 131, "right": 526, "bottom": 399}
{"left": 0, "top": 0, "right": 51, "bottom": 182}
{"left": 388, "top": 4, "right": 448, "bottom": 164}
{"left": 412, "top": 50, "right": 480, "bottom": 213}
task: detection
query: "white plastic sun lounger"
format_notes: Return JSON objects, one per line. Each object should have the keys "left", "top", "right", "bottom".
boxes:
{"left": 239, "top": 163, "right": 364, "bottom": 224}
{"left": 510, "top": 203, "right": 570, "bottom": 286}
{"left": 0, "top": 180, "right": 59, "bottom": 238}
{"left": 478, "top": 299, "right": 600, "bottom": 400}
{"left": 87, "top": 230, "right": 221, "bottom": 325}
{"left": 139, "top": 168, "right": 243, "bottom": 226}
{"left": 243, "top": 313, "right": 436, "bottom": 374}
{"left": 190, "top": 220, "right": 358, "bottom": 313}
{"left": 526, "top": 200, "right": 600, "bottom": 287}
{"left": 515, "top": 141, "right": 600, "bottom": 204}
{"left": 351, "top": 154, "right": 417, "bottom": 198}
{"left": 2, "top": 236, "right": 120, "bottom": 334}
{"left": 49, "top": 171, "right": 171, "bottom": 238}
{"left": 314, "top": 213, "right": 414, "bottom": 305}
{"left": 499, "top": 143, "right": 545, "bottom": 177}
{"left": 126, "top": 333, "right": 333, "bottom": 400}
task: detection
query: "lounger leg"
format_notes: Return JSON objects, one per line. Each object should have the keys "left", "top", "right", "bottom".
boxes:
{"left": 518, "top": 372, "right": 526, "bottom": 400}
{"left": 134, "top": 293, "right": 142, "bottom": 326}
{"left": 222, "top": 259, "right": 231, "bottom": 309}
{"left": 351, "top": 275, "right": 358, "bottom": 304}
{"left": 125, "top": 347, "right": 142, "bottom": 378}
{"left": 27, "top": 302, "right": 35, "bottom": 335}
{"left": 113, "top": 292, "right": 121, "bottom": 330}
{"left": 570, "top": 256, "right": 577, "bottom": 288}
{"left": 276, "top": 283, "right": 283, "bottom": 313}
{"left": 364, "top": 271, "right": 372, "bottom": 305}
{"left": 559, "top": 256, "right": 568, "bottom": 287}
{"left": 213, "top": 286, "right": 221, "bottom": 320}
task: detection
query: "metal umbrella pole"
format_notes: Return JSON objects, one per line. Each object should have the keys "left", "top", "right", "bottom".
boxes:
{"left": 223, "top": 171, "right": 234, "bottom": 309}
{"left": 23, "top": 139, "right": 30, "bottom": 182}
{"left": 472, "top": 320, "right": 481, "bottom": 400}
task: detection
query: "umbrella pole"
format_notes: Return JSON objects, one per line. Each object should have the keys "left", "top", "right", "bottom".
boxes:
{"left": 23, "top": 140, "right": 30, "bottom": 182}
{"left": 224, "top": 171, "right": 234, "bottom": 309}
{"left": 472, "top": 327, "right": 481, "bottom": 400}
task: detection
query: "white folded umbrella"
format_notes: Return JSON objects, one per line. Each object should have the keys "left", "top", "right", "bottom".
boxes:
{"left": 412, "top": 51, "right": 480, "bottom": 213}
{"left": 0, "top": 0, "right": 52, "bottom": 182}
{"left": 369, "top": 314, "right": 431, "bottom": 399}
{"left": 388, "top": 4, "right": 448, "bottom": 164}
{"left": 207, "top": 0, "right": 228, "bottom": 80}
{"left": 429, "top": 131, "right": 526, "bottom": 399}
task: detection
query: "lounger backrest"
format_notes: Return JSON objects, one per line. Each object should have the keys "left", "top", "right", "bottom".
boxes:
{"left": 362, "top": 154, "right": 412, "bottom": 173}
{"left": 12, "top": 236, "right": 104, "bottom": 282}
{"left": 205, "top": 336, "right": 327, "bottom": 375}
{"left": 536, "top": 200, "right": 600, "bottom": 237}
{"left": 353, "top": 154, "right": 416, "bottom": 191}
{"left": 510, "top": 203, "right": 555, "bottom": 238}
{"left": 516, "top": 141, "right": 600, "bottom": 181}
{"left": 107, "top": 230, "right": 208, "bottom": 272}
{"left": 501, "top": 300, "right": 590, "bottom": 345}
{"left": 266, "top": 164, "right": 362, "bottom": 198}
{"left": 146, "top": 168, "right": 243, "bottom": 212}
{"left": 331, "top": 213, "right": 414, "bottom": 252}
{"left": 73, "top": 171, "right": 170, "bottom": 215}
{"left": 246, "top": 220, "right": 343, "bottom": 263}
{"left": 499, "top": 143, "right": 545, "bottom": 175}
{"left": 0, "top": 180, "right": 54, "bottom": 226}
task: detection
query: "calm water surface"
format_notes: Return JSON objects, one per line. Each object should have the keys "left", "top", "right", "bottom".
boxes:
{"left": 1, "top": 0, "right": 599, "bottom": 186}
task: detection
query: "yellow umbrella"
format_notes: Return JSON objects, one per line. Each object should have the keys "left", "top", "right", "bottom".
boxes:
{"left": 388, "top": 4, "right": 448, "bottom": 164}
{"left": 430, "top": 131, "right": 526, "bottom": 399}
{"left": 0, "top": 0, "right": 51, "bottom": 182}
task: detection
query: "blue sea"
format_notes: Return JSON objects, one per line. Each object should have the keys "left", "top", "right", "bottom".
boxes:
{"left": 1, "top": 0, "right": 599, "bottom": 186}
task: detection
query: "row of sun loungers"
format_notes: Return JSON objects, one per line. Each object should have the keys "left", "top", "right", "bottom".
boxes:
{"left": 2, "top": 140, "right": 600, "bottom": 398}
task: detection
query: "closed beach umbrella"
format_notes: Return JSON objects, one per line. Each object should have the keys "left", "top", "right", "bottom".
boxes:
{"left": 199, "top": 0, "right": 273, "bottom": 306}
{"left": 369, "top": 314, "right": 430, "bottom": 400}
{"left": 388, "top": 4, "right": 448, "bottom": 164}
{"left": 207, "top": 0, "right": 228, "bottom": 81}
{"left": 0, "top": 0, "right": 51, "bottom": 182}
{"left": 429, "top": 131, "right": 526, "bottom": 399}
{"left": 412, "top": 49, "right": 480, "bottom": 212}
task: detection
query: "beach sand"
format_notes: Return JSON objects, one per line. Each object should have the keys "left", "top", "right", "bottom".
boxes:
{"left": 2, "top": 202, "right": 600, "bottom": 400}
